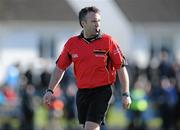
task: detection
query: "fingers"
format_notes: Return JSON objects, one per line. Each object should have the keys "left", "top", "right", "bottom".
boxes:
{"left": 44, "top": 98, "right": 51, "bottom": 105}
{"left": 122, "top": 96, "right": 132, "bottom": 109}
{"left": 123, "top": 102, "right": 131, "bottom": 109}
{"left": 43, "top": 93, "right": 53, "bottom": 106}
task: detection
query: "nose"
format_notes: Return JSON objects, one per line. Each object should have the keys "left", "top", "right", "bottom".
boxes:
{"left": 95, "top": 22, "right": 100, "bottom": 27}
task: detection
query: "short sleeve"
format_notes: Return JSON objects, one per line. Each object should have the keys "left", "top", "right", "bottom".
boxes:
{"left": 109, "top": 38, "right": 127, "bottom": 69}
{"left": 56, "top": 40, "right": 72, "bottom": 70}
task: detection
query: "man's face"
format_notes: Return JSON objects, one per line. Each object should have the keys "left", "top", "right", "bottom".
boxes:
{"left": 82, "top": 12, "right": 101, "bottom": 37}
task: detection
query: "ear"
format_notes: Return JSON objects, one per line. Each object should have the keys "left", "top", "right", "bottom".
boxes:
{"left": 81, "top": 20, "right": 86, "bottom": 28}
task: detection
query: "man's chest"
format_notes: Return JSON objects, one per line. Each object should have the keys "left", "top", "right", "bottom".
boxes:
{"left": 69, "top": 41, "right": 109, "bottom": 63}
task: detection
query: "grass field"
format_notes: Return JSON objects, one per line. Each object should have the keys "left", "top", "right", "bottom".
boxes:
{"left": 0, "top": 104, "right": 162, "bottom": 130}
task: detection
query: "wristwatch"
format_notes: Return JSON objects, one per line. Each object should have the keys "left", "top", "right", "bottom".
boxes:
{"left": 121, "top": 92, "right": 130, "bottom": 97}
{"left": 46, "top": 89, "right": 54, "bottom": 94}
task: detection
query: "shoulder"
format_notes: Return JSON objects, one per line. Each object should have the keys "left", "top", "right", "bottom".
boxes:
{"left": 67, "top": 35, "right": 79, "bottom": 43}
{"left": 102, "top": 33, "right": 118, "bottom": 44}
{"left": 65, "top": 35, "right": 79, "bottom": 47}
{"left": 102, "top": 33, "right": 114, "bottom": 41}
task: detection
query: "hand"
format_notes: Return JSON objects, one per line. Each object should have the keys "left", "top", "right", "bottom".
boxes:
{"left": 43, "top": 91, "right": 54, "bottom": 106}
{"left": 122, "top": 96, "right": 131, "bottom": 109}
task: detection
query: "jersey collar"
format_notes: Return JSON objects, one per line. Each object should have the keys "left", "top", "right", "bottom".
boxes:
{"left": 78, "top": 30, "right": 103, "bottom": 42}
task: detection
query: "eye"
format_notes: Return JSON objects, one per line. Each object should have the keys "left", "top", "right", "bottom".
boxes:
{"left": 92, "top": 20, "right": 100, "bottom": 24}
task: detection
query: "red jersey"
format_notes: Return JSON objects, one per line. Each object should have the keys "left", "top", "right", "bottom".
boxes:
{"left": 56, "top": 32, "right": 125, "bottom": 89}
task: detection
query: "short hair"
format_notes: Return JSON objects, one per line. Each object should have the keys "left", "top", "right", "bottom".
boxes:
{"left": 78, "top": 6, "right": 100, "bottom": 27}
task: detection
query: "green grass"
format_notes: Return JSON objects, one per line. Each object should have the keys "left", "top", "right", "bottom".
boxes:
{"left": 107, "top": 105, "right": 162, "bottom": 129}
{"left": 146, "top": 117, "right": 162, "bottom": 129}
{"left": 107, "top": 106, "right": 128, "bottom": 128}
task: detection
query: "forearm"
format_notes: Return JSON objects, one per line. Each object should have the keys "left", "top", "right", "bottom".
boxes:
{"left": 48, "top": 66, "right": 65, "bottom": 91}
{"left": 117, "top": 67, "right": 130, "bottom": 93}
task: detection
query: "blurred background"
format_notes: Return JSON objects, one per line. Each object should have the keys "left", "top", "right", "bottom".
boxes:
{"left": 0, "top": 0, "right": 180, "bottom": 130}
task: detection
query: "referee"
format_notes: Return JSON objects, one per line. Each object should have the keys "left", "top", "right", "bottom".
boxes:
{"left": 44, "top": 6, "right": 131, "bottom": 130}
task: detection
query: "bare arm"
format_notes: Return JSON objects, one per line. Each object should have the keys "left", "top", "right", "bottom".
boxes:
{"left": 117, "top": 67, "right": 131, "bottom": 109}
{"left": 48, "top": 66, "right": 65, "bottom": 91}
{"left": 43, "top": 66, "right": 65, "bottom": 105}
{"left": 117, "top": 67, "right": 129, "bottom": 94}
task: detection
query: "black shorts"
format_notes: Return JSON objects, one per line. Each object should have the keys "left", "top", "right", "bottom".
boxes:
{"left": 76, "top": 85, "right": 112, "bottom": 125}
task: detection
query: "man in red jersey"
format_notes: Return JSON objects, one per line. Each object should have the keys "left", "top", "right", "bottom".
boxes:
{"left": 44, "top": 6, "right": 131, "bottom": 130}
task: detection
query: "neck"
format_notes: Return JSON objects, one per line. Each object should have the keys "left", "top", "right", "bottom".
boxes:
{"left": 83, "top": 31, "right": 98, "bottom": 39}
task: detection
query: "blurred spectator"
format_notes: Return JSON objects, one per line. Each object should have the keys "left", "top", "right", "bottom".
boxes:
{"left": 158, "top": 48, "right": 175, "bottom": 79}
{"left": 47, "top": 86, "right": 64, "bottom": 130}
{"left": 5, "top": 63, "right": 21, "bottom": 90}
{"left": 155, "top": 77, "right": 178, "bottom": 130}
{"left": 146, "top": 56, "right": 160, "bottom": 87}
{"left": 64, "top": 83, "right": 77, "bottom": 129}
{"left": 19, "top": 75, "right": 35, "bottom": 130}
{"left": 2, "top": 85, "right": 17, "bottom": 105}
{"left": 39, "top": 67, "right": 51, "bottom": 96}
{"left": 126, "top": 74, "right": 151, "bottom": 130}
{"left": 24, "top": 64, "right": 34, "bottom": 85}
{"left": 173, "top": 59, "right": 180, "bottom": 130}
{"left": 40, "top": 68, "right": 51, "bottom": 88}
{"left": 0, "top": 90, "right": 6, "bottom": 105}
